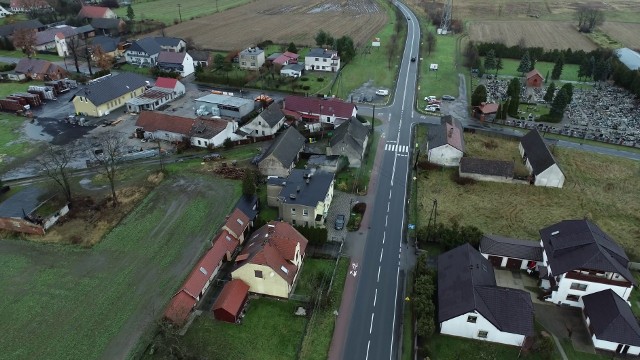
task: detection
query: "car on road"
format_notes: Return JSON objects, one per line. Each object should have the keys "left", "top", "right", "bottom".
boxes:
{"left": 376, "top": 89, "right": 389, "bottom": 96}
{"left": 335, "top": 214, "right": 345, "bottom": 230}
{"left": 442, "top": 95, "right": 456, "bottom": 101}
{"left": 411, "top": 57, "right": 416, "bottom": 62}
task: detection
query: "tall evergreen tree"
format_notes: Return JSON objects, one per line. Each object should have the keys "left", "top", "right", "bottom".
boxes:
{"left": 517, "top": 51, "right": 531, "bottom": 76}
{"left": 484, "top": 49, "right": 497, "bottom": 73}
{"left": 126, "top": 4, "right": 135, "bottom": 20}
{"left": 543, "top": 82, "right": 556, "bottom": 103}
{"left": 560, "top": 83, "right": 573, "bottom": 104}
{"left": 550, "top": 88, "right": 569, "bottom": 118}
{"left": 495, "top": 57, "right": 503, "bottom": 76}
{"left": 471, "top": 85, "right": 488, "bottom": 107}
{"left": 507, "top": 77, "right": 521, "bottom": 117}
{"left": 551, "top": 55, "right": 564, "bottom": 80}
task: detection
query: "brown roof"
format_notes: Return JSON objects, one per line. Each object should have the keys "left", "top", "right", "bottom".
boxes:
{"left": 526, "top": 69, "right": 544, "bottom": 81}
{"left": 223, "top": 208, "right": 250, "bottom": 238}
{"left": 164, "top": 290, "right": 196, "bottom": 326}
{"left": 158, "top": 51, "right": 186, "bottom": 64}
{"left": 14, "top": 58, "right": 64, "bottom": 76}
{"left": 212, "top": 279, "right": 250, "bottom": 315}
{"left": 78, "top": 6, "right": 111, "bottom": 18}
{"left": 135, "top": 111, "right": 195, "bottom": 136}
{"left": 478, "top": 102, "right": 499, "bottom": 114}
{"left": 189, "top": 118, "right": 229, "bottom": 139}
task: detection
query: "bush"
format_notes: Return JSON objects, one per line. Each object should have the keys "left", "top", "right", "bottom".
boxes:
{"left": 302, "top": 85, "right": 310, "bottom": 90}
{"left": 417, "top": 222, "right": 483, "bottom": 250}
{"left": 537, "top": 113, "right": 562, "bottom": 123}
{"left": 316, "top": 77, "right": 324, "bottom": 82}
{"left": 300, "top": 77, "right": 309, "bottom": 81}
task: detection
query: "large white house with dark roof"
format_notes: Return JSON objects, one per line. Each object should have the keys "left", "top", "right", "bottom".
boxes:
{"left": 438, "top": 243, "right": 535, "bottom": 346}
{"left": 305, "top": 48, "right": 340, "bottom": 72}
{"left": 519, "top": 129, "right": 565, "bottom": 188}
{"left": 241, "top": 102, "right": 285, "bottom": 138}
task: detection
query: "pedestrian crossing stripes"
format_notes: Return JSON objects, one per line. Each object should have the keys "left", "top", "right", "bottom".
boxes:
{"left": 384, "top": 143, "right": 409, "bottom": 153}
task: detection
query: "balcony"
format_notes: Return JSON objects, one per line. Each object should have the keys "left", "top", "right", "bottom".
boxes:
{"left": 565, "top": 271, "right": 631, "bottom": 287}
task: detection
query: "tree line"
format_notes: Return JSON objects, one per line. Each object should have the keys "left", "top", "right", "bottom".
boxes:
{"left": 476, "top": 42, "right": 613, "bottom": 66}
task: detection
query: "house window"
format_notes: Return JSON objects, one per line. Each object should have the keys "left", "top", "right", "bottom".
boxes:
{"left": 197, "top": 140, "right": 201, "bottom": 145}
{"left": 566, "top": 294, "right": 580, "bottom": 302}
{"left": 570, "top": 283, "right": 588, "bottom": 291}
{"left": 254, "top": 270, "right": 263, "bottom": 278}
{"left": 291, "top": 208, "right": 296, "bottom": 215}
{"left": 323, "top": 58, "right": 327, "bottom": 62}
{"left": 302, "top": 209, "right": 308, "bottom": 217}
{"left": 477, "top": 331, "right": 488, "bottom": 338}
{"left": 467, "top": 316, "right": 477, "bottom": 323}
{"left": 292, "top": 219, "right": 296, "bottom": 225}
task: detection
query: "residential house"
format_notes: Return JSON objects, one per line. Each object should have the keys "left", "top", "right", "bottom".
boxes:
{"left": 479, "top": 234, "right": 543, "bottom": 270}
{"left": 582, "top": 290, "right": 640, "bottom": 356}
{"left": 35, "top": 25, "right": 77, "bottom": 56}
{"left": 194, "top": 93, "right": 256, "bottom": 119}
{"left": 125, "top": 37, "right": 162, "bottom": 66}
{"left": 0, "top": 187, "right": 69, "bottom": 236}
{"left": 539, "top": 219, "right": 636, "bottom": 307}
{"left": 525, "top": 69, "right": 544, "bottom": 87}
{"left": 473, "top": 102, "right": 499, "bottom": 122}
{"left": 157, "top": 51, "right": 194, "bottom": 77}
{"left": 91, "top": 18, "right": 126, "bottom": 36}
{"left": 164, "top": 230, "right": 240, "bottom": 326}
{"left": 126, "top": 78, "right": 184, "bottom": 113}
{"left": 154, "top": 77, "right": 186, "bottom": 96}
{"left": 241, "top": 102, "right": 285, "bottom": 138}
{"left": 212, "top": 279, "right": 250, "bottom": 323}
{"left": 9, "top": 0, "right": 50, "bottom": 13}
{"left": 327, "top": 117, "right": 370, "bottom": 167}
{"left": 78, "top": 5, "right": 117, "bottom": 19}
{"left": 154, "top": 37, "right": 186, "bottom": 53}
{"left": 14, "top": 58, "right": 67, "bottom": 81}
{"left": 272, "top": 51, "right": 299, "bottom": 66}
{"left": 0, "top": 19, "right": 43, "bottom": 41}
{"left": 258, "top": 127, "right": 306, "bottom": 177}
{"left": 0, "top": 5, "right": 12, "bottom": 17}
{"left": 135, "top": 111, "right": 194, "bottom": 142}
{"left": 189, "top": 50, "right": 211, "bottom": 67}
{"left": 283, "top": 95, "right": 357, "bottom": 127}
{"left": 90, "top": 36, "right": 123, "bottom": 59}
{"left": 234, "top": 194, "right": 259, "bottom": 225}
{"left": 458, "top": 157, "right": 514, "bottom": 183}
{"left": 268, "top": 169, "right": 335, "bottom": 228}
{"left": 438, "top": 243, "right": 535, "bottom": 346}
{"left": 305, "top": 48, "right": 340, "bottom": 72}
{"left": 71, "top": 73, "right": 148, "bottom": 117}
{"left": 280, "top": 63, "right": 304, "bottom": 78}
{"left": 221, "top": 208, "right": 251, "bottom": 244}
{"left": 519, "top": 129, "right": 565, "bottom": 188}
{"left": 231, "top": 221, "right": 308, "bottom": 298}
{"left": 238, "top": 47, "right": 265, "bottom": 70}
{"left": 190, "top": 117, "right": 244, "bottom": 148}
{"left": 427, "top": 116, "right": 465, "bottom": 167}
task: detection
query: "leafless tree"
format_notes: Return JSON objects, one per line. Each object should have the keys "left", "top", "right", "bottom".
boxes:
{"left": 92, "top": 44, "right": 113, "bottom": 72}
{"left": 155, "top": 139, "right": 165, "bottom": 172}
{"left": 93, "top": 131, "right": 126, "bottom": 207}
{"left": 38, "top": 144, "right": 76, "bottom": 204}
{"left": 426, "top": 31, "right": 437, "bottom": 55}
{"left": 66, "top": 36, "right": 83, "bottom": 73}
{"left": 574, "top": 6, "right": 605, "bottom": 33}
{"left": 13, "top": 28, "right": 37, "bottom": 57}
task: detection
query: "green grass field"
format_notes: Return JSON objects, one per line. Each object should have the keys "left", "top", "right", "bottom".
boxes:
{"left": 0, "top": 80, "right": 44, "bottom": 98}
{"left": 115, "top": 0, "right": 250, "bottom": 24}
{"left": 417, "top": 28, "right": 461, "bottom": 100}
{"left": 294, "top": 258, "right": 334, "bottom": 297}
{"left": 0, "top": 113, "right": 43, "bottom": 172}
{"left": 0, "top": 175, "right": 240, "bottom": 359}
{"left": 495, "top": 58, "right": 581, "bottom": 82}
{"left": 0, "top": 49, "right": 61, "bottom": 62}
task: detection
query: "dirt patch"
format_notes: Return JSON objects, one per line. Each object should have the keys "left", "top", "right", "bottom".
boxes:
{"left": 600, "top": 22, "right": 640, "bottom": 49}
{"left": 156, "top": 0, "right": 387, "bottom": 50}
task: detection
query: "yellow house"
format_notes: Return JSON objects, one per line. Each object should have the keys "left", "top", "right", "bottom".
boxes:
{"left": 231, "top": 221, "right": 308, "bottom": 298}
{"left": 71, "top": 73, "right": 148, "bottom": 117}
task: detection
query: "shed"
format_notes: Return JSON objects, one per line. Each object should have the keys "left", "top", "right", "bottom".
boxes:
{"left": 459, "top": 157, "right": 514, "bottom": 183}
{"left": 473, "top": 102, "right": 499, "bottom": 122}
{"left": 212, "top": 279, "right": 250, "bottom": 323}
{"left": 479, "top": 234, "right": 542, "bottom": 270}
{"left": 525, "top": 69, "right": 544, "bottom": 88}
{"left": 519, "top": 129, "right": 565, "bottom": 188}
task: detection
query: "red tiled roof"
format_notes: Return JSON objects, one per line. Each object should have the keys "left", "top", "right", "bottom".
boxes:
{"left": 282, "top": 109, "right": 302, "bottom": 120}
{"left": 11, "top": 0, "right": 49, "bottom": 9}
{"left": 526, "top": 69, "right": 544, "bottom": 80}
{"left": 273, "top": 52, "right": 299, "bottom": 65}
{"left": 189, "top": 118, "right": 229, "bottom": 139}
{"left": 445, "top": 122, "right": 464, "bottom": 151}
{"left": 135, "top": 111, "right": 195, "bottom": 136}
{"left": 478, "top": 103, "right": 499, "bottom": 114}
{"left": 212, "top": 279, "right": 249, "bottom": 316}
{"left": 284, "top": 95, "right": 356, "bottom": 119}
{"left": 154, "top": 77, "right": 178, "bottom": 89}
{"left": 223, "top": 208, "right": 250, "bottom": 239}
{"left": 158, "top": 51, "right": 186, "bottom": 64}
{"left": 164, "top": 290, "right": 196, "bottom": 325}
{"left": 78, "top": 6, "right": 111, "bottom": 18}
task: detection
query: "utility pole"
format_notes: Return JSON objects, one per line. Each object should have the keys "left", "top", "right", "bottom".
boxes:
{"left": 177, "top": 3, "right": 182, "bottom": 23}
{"left": 216, "top": 0, "right": 219, "bottom": 12}
{"left": 371, "top": 104, "right": 375, "bottom": 134}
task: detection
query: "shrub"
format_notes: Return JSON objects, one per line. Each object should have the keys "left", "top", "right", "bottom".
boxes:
{"left": 302, "top": 85, "right": 310, "bottom": 90}
{"left": 316, "top": 77, "right": 324, "bottom": 82}
{"left": 300, "top": 77, "right": 309, "bottom": 81}
{"left": 537, "top": 113, "right": 562, "bottom": 123}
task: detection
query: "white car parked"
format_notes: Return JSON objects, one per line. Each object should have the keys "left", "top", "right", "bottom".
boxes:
{"left": 376, "top": 89, "right": 389, "bottom": 96}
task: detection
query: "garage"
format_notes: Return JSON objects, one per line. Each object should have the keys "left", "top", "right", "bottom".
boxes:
{"left": 488, "top": 255, "right": 503, "bottom": 268}
{"left": 506, "top": 258, "right": 523, "bottom": 269}
{"left": 479, "top": 234, "right": 543, "bottom": 270}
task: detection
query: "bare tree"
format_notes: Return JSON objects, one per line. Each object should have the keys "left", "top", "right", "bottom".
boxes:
{"left": 92, "top": 44, "right": 113, "bottom": 72}
{"left": 13, "top": 28, "right": 37, "bottom": 57}
{"left": 66, "top": 36, "right": 83, "bottom": 73}
{"left": 84, "top": 43, "right": 93, "bottom": 76}
{"left": 155, "top": 139, "right": 165, "bottom": 172}
{"left": 574, "top": 6, "right": 605, "bottom": 33}
{"left": 38, "top": 145, "right": 75, "bottom": 204}
{"left": 426, "top": 31, "right": 437, "bottom": 55}
{"left": 94, "top": 132, "right": 126, "bottom": 207}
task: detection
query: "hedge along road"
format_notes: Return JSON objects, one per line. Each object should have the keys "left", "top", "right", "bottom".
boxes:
{"left": 0, "top": 174, "right": 241, "bottom": 360}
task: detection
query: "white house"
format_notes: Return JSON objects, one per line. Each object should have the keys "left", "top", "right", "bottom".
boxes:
{"left": 280, "top": 63, "right": 304, "bottom": 78}
{"left": 135, "top": 111, "right": 195, "bottom": 143}
{"left": 154, "top": 77, "right": 186, "bottom": 97}
{"left": 283, "top": 95, "right": 357, "bottom": 127}
{"left": 582, "top": 290, "right": 640, "bottom": 356}
{"left": 238, "top": 47, "right": 265, "bottom": 70}
{"left": 519, "top": 129, "right": 565, "bottom": 188}
{"left": 125, "top": 37, "right": 185, "bottom": 67}
{"left": 479, "top": 234, "right": 543, "bottom": 270}
{"left": 157, "top": 51, "right": 194, "bottom": 77}
{"left": 305, "top": 48, "right": 340, "bottom": 72}
{"left": 427, "top": 116, "right": 465, "bottom": 167}
{"left": 241, "top": 101, "right": 285, "bottom": 138}
{"left": 539, "top": 219, "right": 636, "bottom": 307}
{"left": 439, "top": 244, "right": 534, "bottom": 347}
{"left": 190, "top": 118, "right": 244, "bottom": 148}
{"left": 0, "top": 5, "right": 13, "bottom": 17}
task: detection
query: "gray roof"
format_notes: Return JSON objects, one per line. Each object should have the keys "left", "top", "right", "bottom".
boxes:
{"left": 195, "top": 93, "right": 255, "bottom": 108}
{"left": 480, "top": 234, "right": 543, "bottom": 262}
{"left": 154, "top": 37, "right": 183, "bottom": 47}
{"left": 240, "top": 47, "right": 263, "bottom": 56}
{"left": 73, "top": 73, "right": 148, "bottom": 106}
{"left": 128, "top": 37, "right": 161, "bottom": 56}
{"left": 281, "top": 63, "right": 304, "bottom": 72}
{"left": 616, "top": 48, "right": 640, "bottom": 71}
{"left": 234, "top": 194, "right": 258, "bottom": 220}
{"left": 520, "top": 129, "right": 559, "bottom": 175}
{"left": 257, "top": 102, "right": 285, "bottom": 128}
{"left": 260, "top": 127, "right": 305, "bottom": 169}
{"left": 427, "top": 115, "right": 465, "bottom": 152}
{"left": 459, "top": 157, "right": 514, "bottom": 178}
{"left": 91, "top": 35, "right": 120, "bottom": 53}
{"left": 278, "top": 169, "right": 334, "bottom": 207}
{"left": 76, "top": 24, "right": 94, "bottom": 34}
{"left": 583, "top": 290, "right": 640, "bottom": 346}
{"left": 329, "top": 117, "right": 369, "bottom": 155}
{"left": 540, "top": 219, "right": 635, "bottom": 284}
{"left": 91, "top": 18, "right": 122, "bottom": 30}
{"left": 0, "top": 19, "right": 43, "bottom": 37}
{"left": 307, "top": 48, "right": 338, "bottom": 59}
{"left": 0, "top": 187, "right": 47, "bottom": 218}
{"left": 189, "top": 50, "right": 210, "bottom": 61}
{"left": 267, "top": 52, "right": 282, "bottom": 61}
{"left": 438, "top": 244, "right": 534, "bottom": 336}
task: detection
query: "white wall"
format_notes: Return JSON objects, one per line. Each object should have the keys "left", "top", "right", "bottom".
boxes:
{"left": 147, "top": 130, "right": 185, "bottom": 142}
{"left": 480, "top": 253, "right": 531, "bottom": 270}
{"left": 546, "top": 273, "right": 633, "bottom": 307}
{"left": 535, "top": 164, "right": 565, "bottom": 188}
{"left": 591, "top": 334, "right": 640, "bottom": 356}
{"left": 440, "top": 312, "right": 526, "bottom": 347}
{"left": 190, "top": 121, "right": 244, "bottom": 148}
{"left": 428, "top": 145, "right": 463, "bottom": 167}
{"left": 242, "top": 115, "right": 284, "bottom": 137}
{"left": 180, "top": 52, "right": 195, "bottom": 77}
{"left": 304, "top": 55, "right": 340, "bottom": 72}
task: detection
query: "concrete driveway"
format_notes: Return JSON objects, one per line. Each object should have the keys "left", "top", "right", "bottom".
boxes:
{"left": 535, "top": 303, "right": 595, "bottom": 354}
{"left": 494, "top": 269, "right": 544, "bottom": 304}
{"left": 326, "top": 190, "right": 352, "bottom": 242}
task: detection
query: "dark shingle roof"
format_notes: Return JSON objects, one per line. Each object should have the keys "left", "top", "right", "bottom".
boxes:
{"left": 260, "top": 127, "right": 305, "bottom": 169}
{"left": 91, "top": 35, "right": 120, "bottom": 53}
{"left": 278, "top": 169, "right": 334, "bottom": 207}
{"left": 438, "top": 244, "right": 534, "bottom": 336}
{"left": 480, "top": 234, "right": 543, "bottom": 262}
{"left": 154, "top": 37, "right": 183, "bottom": 47}
{"left": 540, "top": 219, "right": 635, "bottom": 284}
{"left": 0, "top": 187, "right": 47, "bottom": 218}
{"left": 583, "top": 290, "right": 640, "bottom": 346}
{"left": 307, "top": 48, "right": 338, "bottom": 59}
{"left": 257, "top": 102, "right": 285, "bottom": 127}
{"left": 329, "top": 117, "right": 369, "bottom": 155}
{"left": 91, "top": 18, "right": 122, "bottom": 30}
{"left": 459, "top": 157, "right": 514, "bottom": 178}
{"left": 234, "top": 194, "right": 258, "bottom": 220}
{"left": 0, "top": 19, "right": 43, "bottom": 37}
{"left": 189, "top": 50, "right": 210, "bottom": 61}
{"left": 74, "top": 73, "right": 148, "bottom": 106}
{"left": 128, "top": 37, "right": 161, "bottom": 56}
{"left": 427, "top": 116, "right": 464, "bottom": 152}
{"left": 520, "top": 129, "right": 559, "bottom": 175}
{"left": 158, "top": 51, "right": 186, "bottom": 64}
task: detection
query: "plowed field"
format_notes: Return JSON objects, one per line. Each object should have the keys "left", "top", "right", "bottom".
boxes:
{"left": 157, "top": 0, "right": 387, "bottom": 50}
{"left": 600, "top": 22, "right": 640, "bottom": 49}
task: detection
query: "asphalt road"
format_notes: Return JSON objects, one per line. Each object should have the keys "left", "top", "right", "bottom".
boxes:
{"left": 342, "top": 3, "right": 421, "bottom": 359}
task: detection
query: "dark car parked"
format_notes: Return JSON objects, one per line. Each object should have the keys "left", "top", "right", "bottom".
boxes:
{"left": 335, "top": 214, "right": 345, "bottom": 230}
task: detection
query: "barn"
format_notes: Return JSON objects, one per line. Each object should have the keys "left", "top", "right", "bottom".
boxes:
{"left": 525, "top": 69, "right": 544, "bottom": 88}
{"left": 212, "top": 279, "right": 250, "bottom": 323}
{"left": 519, "top": 129, "right": 565, "bottom": 188}
{"left": 479, "top": 234, "right": 543, "bottom": 270}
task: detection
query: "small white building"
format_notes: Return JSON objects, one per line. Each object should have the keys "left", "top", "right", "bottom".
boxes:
{"left": 238, "top": 47, "right": 265, "bottom": 70}
{"left": 280, "top": 63, "right": 304, "bottom": 78}
{"left": 519, "top": 129, "right": 565, "bottom": 188}
{"left": 305, "top": 48, "right": 340, "bottom": 72}
{"left": 582, "top": 289, "right": 640, "bottom": 356}
{"left": 479, "top": 234, "right": 542, "bottom": 270}
{"left": 427, "top": 116, "right": 465, "bottom": 167}
{"left": 157, "top": 51, "right": 194, "bottom": 77}
{"left": 194, "top": 94, "right": 256, "bottom": 119}
{"left": 241, "top": 102, "right": 285, "bottom": 138}
{"left": 135, "top": 111, "right": 195, "bottom": 143}
{"left": 154, "top": 77, "right": 186, "bottom": 97}
{"left": 190, "top": 118, "right": 245, "bottom": 148}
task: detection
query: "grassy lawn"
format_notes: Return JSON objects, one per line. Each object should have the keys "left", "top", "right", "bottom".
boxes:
{"left": 0, "top": 80, "right": 44, "bottom": 98}
{"left": 179, "top": 298, "right": 307, "bottom": 360}
{"left": 464, "top": 132, "right": 529, "bottom": 177}
{"left": 0, "top": 49, "right": 61, "bottom": 62}
{"left": 427, "top": 334, "right": 523, "bottom": 359}
{"left": 299, "top": 257, "right": 350, "bottom": 360}
{"left": 0, "top": 174, "right": 241, "bottom": 359}
{"left": 0, "top": 113, "right": 43, "bottom": 172}
{"left": 114, "top": 0, "right": 251, "bottom": 24}
{"left": 495, "top": 58, "right": 581, "bottom": 82}
{"left": 418, "top": 132, "right": 640, "bottom": 259}
{"left": 335, "top": 129, "right": 381, "bottom": 194}
{"left": 250, "top": 70, "right": 335, "bottom": 96}
{"left": 417, "top": 28, "right": 461, "bottom": 100}
{"left": 294, "top": 258, "right": 334, "bottom": 297}
{"left": 585, "top": 30, "right": 624, "bottom": 49}
{"left": 118, "top": 63, "right": 152, "bottom": 76}
{"left": 559, "top": 339, "right": 609, "bottom": 360}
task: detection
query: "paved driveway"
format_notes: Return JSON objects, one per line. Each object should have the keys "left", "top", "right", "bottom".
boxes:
{"left": 535, "top": 303, "right": 595, "bottom": 354}
{"left": 326, "top": 190, "right": 352, "bottom": 242}
{"left": 494, "top": 269, "right": 544, "bottom": 304}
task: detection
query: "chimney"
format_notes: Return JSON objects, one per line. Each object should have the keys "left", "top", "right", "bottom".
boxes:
{"left": 289, "top": 193, "right": 296, "bottom": 199}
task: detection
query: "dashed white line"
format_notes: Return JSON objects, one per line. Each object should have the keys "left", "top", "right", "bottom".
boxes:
{"left": 374, "top": 289, "right": 378, "bottom": 307}
{"left": 385, "top": 215, "right": 388, "bottom": 226}
{"left": 389, "top": 190, "right": 392, "bottom": 199}
{"left": 387, "top": 202, "right": 390, "bottom": 212}
{"left": 366, "top": 340, "right": 371, "bottom": 360}
{"left": 377, "top": 266, "right": 381, "bottom": 282}
{"left": 383, "top": 232, "right": 386, "bottom": 244}
{"left": 380, "top": 248, "right": 384, "bottom": 262}
{"left": 370, "top": 313, "right": 375, "bottom": 334}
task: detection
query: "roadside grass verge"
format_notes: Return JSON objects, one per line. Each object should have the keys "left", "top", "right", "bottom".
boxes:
{"left": 417, "top": 27, "right": 460, "bottom": 100}
{"left": 114, "top": 0, "right": 250, "bottom": 24}
{"left": 418, "top": 132, "right": 640, "bottom": 259}
{"left": 0, "top": 50, "right": 60, "bottom": 62}
{"left": 294, "top": 258, "right": 334, "bottom": 297}
{"left": 0, "top": 113, "right": 43, "bottom": 172}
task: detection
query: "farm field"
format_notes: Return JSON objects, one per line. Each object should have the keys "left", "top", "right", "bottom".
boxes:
{"left": 417, "top": 130, "right": 640, "bottom": 259}
{"left": 599, "top": 22, "right": 640, "bottom": 49}
{"left": 0, "top": 175, "right": 241, "bottom": 360}
{"left": 468, "top": 21, "right": 598, "bottom": 51}
{"left": 156, "top": 0, "right": 387, "bottom": 51}
{"left": 114, "top": 0, "right": 250, "bottom": 25}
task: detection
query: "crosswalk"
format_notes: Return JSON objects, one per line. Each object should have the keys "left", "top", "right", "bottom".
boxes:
{"left": 384, "top": 143, "right": 409, "bottom": 154}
